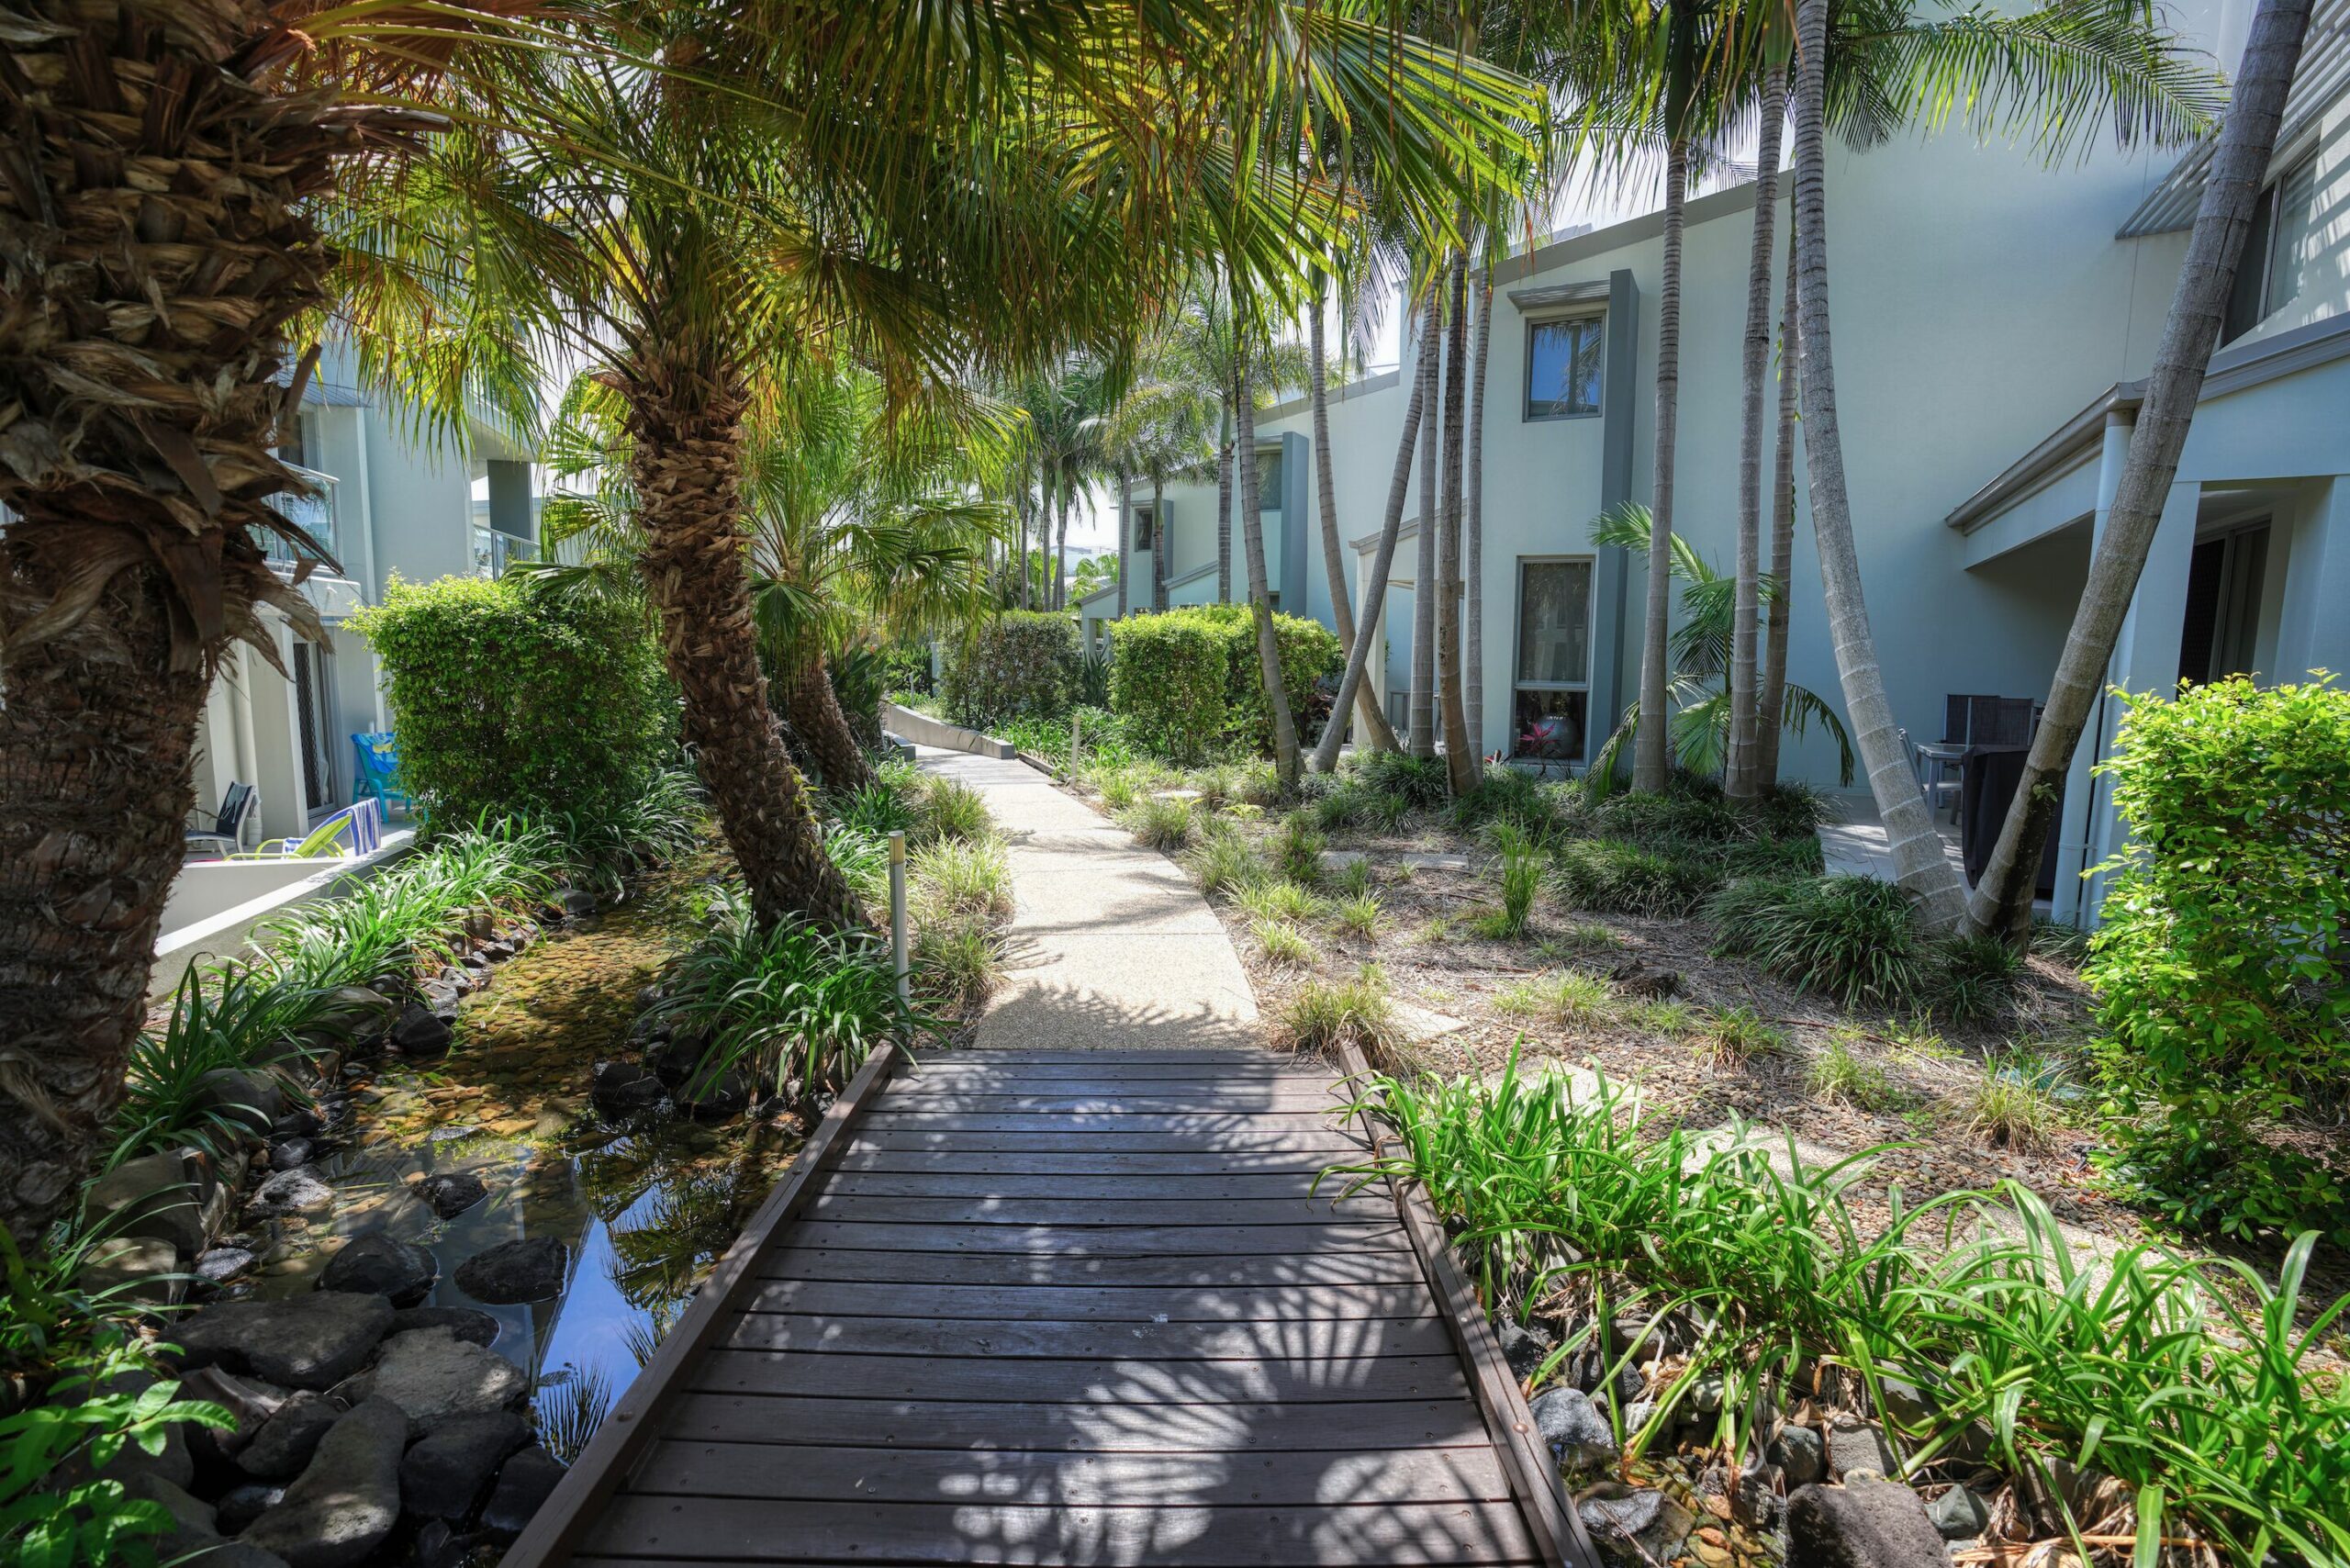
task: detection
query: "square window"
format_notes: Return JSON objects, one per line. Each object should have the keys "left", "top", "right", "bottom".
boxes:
{"left": 1526, "top": 316, "right": 1604, "bottom": 419}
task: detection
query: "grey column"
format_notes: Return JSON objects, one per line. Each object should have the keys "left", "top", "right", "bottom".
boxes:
{"left": 487, "top": 459, "right": 533, "bottom": 543}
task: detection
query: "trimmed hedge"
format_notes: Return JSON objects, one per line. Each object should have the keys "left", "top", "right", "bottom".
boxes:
{"left": 941, "top": 610, "right": 1078, "bottom": 729}
{"left": 1107, "top": 604, "right": 1340, "bottom": 763}
{"left": 349, "top": 573, "right": 674, "bottom": 824}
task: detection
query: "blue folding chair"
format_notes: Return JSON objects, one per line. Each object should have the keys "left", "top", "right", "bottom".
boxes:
{"left": 351, "top": 733, "right": 418, "bottom": 818}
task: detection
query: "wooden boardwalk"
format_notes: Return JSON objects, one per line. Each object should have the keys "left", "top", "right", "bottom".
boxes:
{"left": 504, "top": 1046, "right": 1599, "bottom": 1568}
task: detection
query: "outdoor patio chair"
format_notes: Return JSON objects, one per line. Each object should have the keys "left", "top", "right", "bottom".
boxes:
{"left": 351, "top": 732, "right": 418, "bottom": 817}
{"left": 230, "top": 806, "right": 358, "bottom": 861}
{"left": 185, "top": 781, "right": 254, "bottom": 857}
{"left": 1903, "top": 728, "right": 1964, "bottom": 823}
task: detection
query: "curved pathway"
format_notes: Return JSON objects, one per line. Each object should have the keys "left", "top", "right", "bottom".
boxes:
{"left": 914, "top": 746, "right": 1259, "bottom": 1050}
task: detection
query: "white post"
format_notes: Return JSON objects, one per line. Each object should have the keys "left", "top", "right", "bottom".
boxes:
{"left": 888, "top": 830, "right": 909, "bottom": 1002}
{"left": 1070, "top": 710, "right": 1082, "bottom": 777}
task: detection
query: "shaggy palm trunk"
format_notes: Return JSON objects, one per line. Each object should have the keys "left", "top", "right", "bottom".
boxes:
{"left": 621, "top": 349, "right": 859, "bottom": 933}
{"left": 0, "top": 0, "right": 375, "bottom": 1246}
{"left": 1409, "top": 297, "right": 1441, "bottom": 758}
{"left": 1237, "top": 371, "right": 1302, "bottom": 791}
{"left": 1311, "top": 290, "right": 1401, "bottom": 752}
{"left": 1728, "top": 65, "right": 1788, "bottom": 801}
{"left": 1151, "top": 478, "right": 1169, "bottom": 610}
{"left": 1313, "top": 291, "right": 1436, "bottom": 773}
{"left": 1114, "top": 461, "right": 1130, "bottom": 619}
{"left": 1053, "top": 474, "right": 1071, "bottom": 610}
{"left": 1466, "top": 276, "right": 1492, "bottom": 767}
{"left": 1437, "top": 256, "right": 1479, "bottom": 798}
{"left": 1791, "top": 0, "right": 1968, "bottom": 930}
{"left": 1015, "top": 475, "right": 1032, "bottom": 609}
{"left": 1216, "top": 400, "right": 1236, "bottom": 604}
{"left": 1756, "top": 219, "right": 1802, "bottom": 785}
{"left": 1638, "top": 132, "right": 1692, "bottom": 793}
{"left": 1967, "top": 0, "right": 2312, "bottom": 942}
{"left": 782, "top": 652, "right": 874, "bottom": 794}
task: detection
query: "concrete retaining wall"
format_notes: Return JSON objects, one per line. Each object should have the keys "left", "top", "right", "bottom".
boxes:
{"left": 884, "top": 702, "right": 1015, "bottom": 760}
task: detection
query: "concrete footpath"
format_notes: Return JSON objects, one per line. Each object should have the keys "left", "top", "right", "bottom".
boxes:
{"left": 913, "top": 746, "right": 1259, "bottom": 1050}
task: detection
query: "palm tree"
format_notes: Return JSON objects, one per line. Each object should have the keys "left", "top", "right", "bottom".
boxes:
{"left": 1107, "top": 373, "right": 1214, "bottom": 613}
{"left": 1234, "top": 358, "right": 1305, "bottom": 789}
{"left": 1967, "top": 0, "right": 2314, "bottom": 941}
{"left": 1409, "top": 297, "right": 1442, "bottom": 757}
{"left": 1728, "top": 42, "right": 1793, "bottom": 801}
{"left": 1309, "top": 278, "right": 1404, "bottom": 752}
{"left": 1755, "top": 219, "right": 1801, "bottom": 785}
{"left": 1436, "top": 252, "right": 1482, "bottom": 797}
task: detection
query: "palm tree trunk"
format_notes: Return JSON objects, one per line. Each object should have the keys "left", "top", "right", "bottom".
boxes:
{"left": 1216, "top": 400, "right": 1236, "bottom": 605}
{"left": 781, "top": 650, "right": 876, "bottom": 795}
{"left": 1114, "top": 461, "right": 1130, "bottom": 619}
{"left": 1638, "top": 136, "right": 1691, "bottom": 793}
{"left": 1311, "top": 283, "right": 1402, "bottom": 752}
{"left": 621, "top": 351, "right": 861, "bottom": 934}
{"left": 1409, "top": 293, "right": 1441, "bottom": 758}
{"left": 1729, "top": 64, "right": 1788, "bottom": 801}
{"left": 1466, "top": 275, "right": 1492, "bottom": 768}
{"left": 0, "top": 0, "right": 375, "bottom": 1246}
{"left": 1313, "top": 289, "right": 1436, "bottom": 773}
{"left": 1151, "top": 478, "right": 1169, "bottom": 610}
{"left": 1015, "top": 471, "right": 1032, "bottom": 610}
{"left": 1790, "top": 0, "right": 1968, "bottom": 930}
{"left": 1237, "top": 368, "right": 1302, "bottom": 790}
{"left": 1438, "top": 254, "right": 1480, "bottom": 798}
{"left": 1967, "top": 0, "right": 2313, "bottom": 941}
{"left": 1757, "top": 218, "right": 1801, "bottom": 785}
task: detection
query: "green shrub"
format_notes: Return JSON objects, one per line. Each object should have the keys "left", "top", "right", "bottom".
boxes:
{"left": 1187, "top": 825, "right": 1268, "bottom": 900}
{"left": 1484, "top": 825, "right": 1544, "bottom": 939}
{"left": 1236, "top": 880, "right": 1329, "bottom": 924}
{"left": 1708, "top": 874, "right": 1924, "bottom": 1007}
{"left": 1350, "top": 749, "right": 1449, "bottom": 810}
{"left": 351, "top": 573, "right": 674, "bottom": 824}
{"left": 1121, "top": 795, "right": 1195, "bottom": 851}
{"left": 912, "top": 836, "right": 1012, "bottom": 923}
{"left": 1753, "top": 780, "right": 1830, "bottom": 838}
{"left": 2086, "top": 676, "right": 2350, "bottom": 1246}
{"left": 1494, "top": 969, "right": 1611, "bottom": 1025}
{"left": 1334, "top": 894, "right": 1381, "bottom": 937}
{"left": 1696, "top": 1004, "right": 1790, "bottom": 1066}
{"left": 940, "top": 610, "right": 1079, "bottom": 729}
{"left": 1109, "top": 605, "right": 1340, "bottom": 761}
{"left": 1590, "top": 789, "right": 1750, "bottom": 845}
{"left": 1450, "top": 767, "right": 1570, "bottom": 842}
{"left": 920, "top": 778, "right": 993, "bottom": 844}
{"left": 1271, "top": 813, "right": 1327, "bottom": 886}
{"left": 1251, "top": 918, "right": 1315, "bottom": 967}
{"left": 1554, "top": 837, "right": 1718, "bottom": 918}
{"left": 915, "top": 916, "right": 1002, "bottom": 1005}
{"left": 1930, "top": 932, "right": 2023, "bottom": 1025}
{"left": 1282, "top": 966, "right": 1393, "bottom": 1051}
{"left": 1964, "top": 1051, "right": 2066, "bottom": 1152}
{"left": 1806, "top": 1034, "right": 1908, "bottom": 1111}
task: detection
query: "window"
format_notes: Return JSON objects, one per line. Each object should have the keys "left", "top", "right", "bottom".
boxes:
{"left": 1525, "top": 316, "right": 1604, "bottom": 420}
{"left": 1512, "top": 558, "right": 1594, "bottom": 764}
{"left": 2222, "top": 154, "right": 2322, "bottom": 343}
{"left": 1255, "top": 448, "right": 1284, "bottom": 513}
{"left": 1131, "top": 501, "right": 1159, "bottom": 553}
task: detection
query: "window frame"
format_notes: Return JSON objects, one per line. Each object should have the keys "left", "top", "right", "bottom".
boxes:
{"left": 1507, "top": 553, "right": 1597, "bottom": 767}
{"left": 1522, "top": 311, "right": 1606, "bottom": 422}
{"left": 2222, "top": 149, "right": 2322, "bottom": 343}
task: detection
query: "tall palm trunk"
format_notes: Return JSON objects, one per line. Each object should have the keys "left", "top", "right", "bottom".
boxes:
{"left": 1151, "top": 478, "right": 1169, "bottom": 610}
{"left": 1728, "top": 64, "right": 1788, "bottom": 801}
{"left": 1314, "top": 290, "right": 1436, "bottom": 772}
{"left": 1967, "top": 0, "right": 2312, "bottom": 941}
{"left": 1437, "top": 254, "right": 1479, "bottom": 797}
{"left": 621, "top": 346, "right": 860, "bottom": 934}
{"left": 780, "top": 649, "right": 875, "bottom": 795}
{"left": 1216, "top": 398, "right": 1236, "bottom": 604}
{"left": 1311, "top": 285, "right": 1402, "bottom": 752}
{"left": 1114, "top": 461, "right": 1130, "bottom": 619}
{"left": 1757, "top": 218, "right": 1801, "bottom": 784}
{"left": 1015, "top": 472, "right": 1032, "bottom": 609}
{"left": 1466, "top": 275, "right": 1492, "bottom": 767}
{"left": 1053, "top": 471, "right": 1071, "bottom": 610}
{"left": 1790, "top": 0, "right": 1968, "bottom": 930}
{"left": 1638, "top": 138, "right": 1691, "bottom": 793}
{"left": 1237, "top": 368, "right": 1302, "bottom": 790}
{"left": 1409, "top": 294, "right": 1441, "bottom": 758}
{"left": 0, "top": 0, "right": 378, "bottom": 1246}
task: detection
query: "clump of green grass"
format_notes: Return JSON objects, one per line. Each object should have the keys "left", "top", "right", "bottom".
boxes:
{"left": 2029, "top": 914, "right": 2092, "bottom": 965}
{"left": 1622, "top": 998, "right": 1696, "bottom": 1037}
{"left": 920, "top": 777, "right": 994, "bottom": 844}
{"left": 1450, "top": 767, "right": 1568, "bottom": 842}
{"left": 1806, "top": 1033, "right": 1908, "bottom": 1112}
{"left": 1536, "top": 922, "right": 1624, "bottom": 959}
{"left": 1695, "top": 1004, "right": 1791, "bottom": 1067}
{"left": 1121, "top": 795, "right": 1195, "bottom": 851}
{"left": 1091, "top": 767, "right": 1145, "bottom": 812}
{"left": 1282, "top": 965, "right": 1393, "bottom": 1051}
{"left": 914, "top": 919, "right": 1002, "bottom": 1005}
{"left": 1334, "top": 894, "right": 1381, "bottom": 938}
{"left": 1494, "top": 970, "right": 1612, "bottom": 1025}
{"left": 1554, "top": 837, "right": 1718, "bottom": 918}
{"left": 1482, "top": 824, "right": 1545, "bottom": 939}
{"left": 1351, "top": 750, "right": 1449, "bottom": 810}
{"left": 1332, "top": 857, "right": 1374, "bottom": 899}
{"left": 1930, "top": 932, "right": 2025, "bottom": 1025}
{"left": 1236, "top": 880, "right": 1330, "bottom": 924}
{"left": 1187, "top": 824, "right": 1268, "bottom": 900}
{"left": 911, "top": 835, "right": 1011, "bottom": 923}
{"left": 1964, "top": 1050, "right": 2067, "bottom": 1152}
{"left": 1272, "top": 812, "right": 1327, "bottom": 886}
{"left": 1708, "top": 874, "right": 1924, "bottom": 1008}
{"left": 1251, "top": 919, "right": 1315, "bottom": 968}
{"left": 1418, "top": 913, "right": 1457, "bottom": 944}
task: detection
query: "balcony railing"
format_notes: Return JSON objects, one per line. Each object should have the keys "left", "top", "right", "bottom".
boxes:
{"left": 261, "top": 465, "right": 340, "bottom": 566}
{"left": 474, "top": 525, "right": 535, "bottom": 577}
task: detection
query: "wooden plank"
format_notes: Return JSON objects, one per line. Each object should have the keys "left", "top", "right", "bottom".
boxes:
{"left": 867, "top": 1092, "right": 1350, "bottom": 1114}
{"left": 897, "top": 1063, "right": 1331, "bottom": 1082}
{"left": 658, "top": 1392, "right": 1500, "bottom": 1452}
{"left": 847, "top": 1129, "right": 1364, "bottom": 1155}
{"left": 626, "top": 1439, "right": 1516, "bottom": 1507}
{"left": 1336, "top": 1043, "right": 1602, "bottom": 1568}
{"left": 858, "top": 1112, "right": 1348, "bottom": 1132}
{"left": 804, "top": 1193, "right": 1392, "bottom": 1225}
{"left": 756, "top": 1246, "right": 1427, "bottom": 1288}
{"left": 834, "top": 1148, "right": 1355, "bottom": 1177}
{"left": 920, "top": 1049, "right": 1296, "bottom": 1065}
{"left": 722, "top": 1312, "right": 1455, "bottom": 1361}
{"left": 823, "top": 1170, "right": 1361, "bottom": 1200}
{"left": 737, "top": 1280, "right": 1440, "bottom": 1323}
{"left": 688, "top": 1349, "right": 1472, "bottom": 1404}
{"left": 785, "top": 1220, "right": 1409, "bottom": 1256}
{"left": 498, "top": 1044, "right": 903, "bottom": 1568}
{"left": 580, "top": 1494, "right": 1541, "bottom": 1564}
{"left": 883, "top": 1073, "right": 1344, "bottom": 1093}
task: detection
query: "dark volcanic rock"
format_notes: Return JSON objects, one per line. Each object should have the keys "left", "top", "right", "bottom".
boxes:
{"left": 318, "top": 1233, "right": 438, "bottom": 1307}
{"left": 1495, "top": 1318, "right": 1555, "bottom": 1383}
{"left": 1787, "top": 1478, "right": 1953, "bottom": 1568}
{"left": 589, "top": 1060, "right": 663, "bottom": 1114}
{"left": 1770, "top": 1423, "right": 1828, "bottom": 1488}
{"left": 239, "top": 1392, "right": 340, "bottom": 1480}
{"left": 216, "top": 1481, "right": 286, "bottom": 1534}
{"left": 416, "top": 1170, "right": 487, "bottom": 1218}
{"left": 173, "top": 1293, "right": 393, "bottom": 1391}
{"left": 453, "top": 1237, "right": 568, "bottom": 1305}
{"left": 240, "top": 1398, "right": 408, "bottom": 1568}
{"left": 194, "top": 1069, "right": 285, "bottom": 1137}
{"left": 350, "top": 1327, "right": 530, "bottom": 1424}
{"left": 398, "top": 1411, "right": 532, "bottom": 1520}
{"left": 478, "top": 1446, "right": 566, "bottom": 1542}
{"left": 196, "top": 1247, "right": 257, "bottom": 1285}
{"left": 677, "top": 1065, "right": 749, "bottom": 1123}
{"left": 1530, "top": 1386, "right": 1618, "bottom": 1473}
{"left": 247, "top": 1167, "right": 334, "bottom": 1219}
{"left": 268, "top": 1139, "right": 314, "bottom": 1172}
{"left": 386, "top": 1305, "right": 500, "bottom": 1348}
{"left": 390, "top": 1005, "right": 453, "bottom": 1060}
